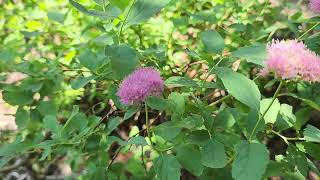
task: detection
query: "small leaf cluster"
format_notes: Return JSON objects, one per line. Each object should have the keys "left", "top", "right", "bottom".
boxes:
{"left": 0, "top": 0, "right": 320, "bottom": 180}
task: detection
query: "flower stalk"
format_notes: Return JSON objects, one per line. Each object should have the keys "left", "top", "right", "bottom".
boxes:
{"left": 249, "top": 80, "right": 284, "bottom": 141}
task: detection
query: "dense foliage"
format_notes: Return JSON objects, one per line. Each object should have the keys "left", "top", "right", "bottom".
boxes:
{"left": 0, "top": 0, "right": 320, "bottom": 179}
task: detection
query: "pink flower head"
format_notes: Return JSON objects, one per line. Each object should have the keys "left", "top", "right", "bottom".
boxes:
{"left": 261, "top": 39, "right": 320, "bottom": 83}
{"left": 310, "top": 0, "right": 320, "bottom": 13}
{"left": 117, "top": 67, "right": 164, "bottom": 105}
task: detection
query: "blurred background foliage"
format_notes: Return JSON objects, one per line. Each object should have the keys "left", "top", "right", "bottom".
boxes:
{"left": 1, "top": 0, "right": 316, "bottom": 102}
{"left": 0, "top": 0, "right": 320, "bottom": 179}
{"left": 1, "top": 0, "right": 318, "bottom": 111}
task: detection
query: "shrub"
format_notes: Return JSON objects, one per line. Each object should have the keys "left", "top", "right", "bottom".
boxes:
{"left": 0, "top": 0, "right": 320, "bottom": 179}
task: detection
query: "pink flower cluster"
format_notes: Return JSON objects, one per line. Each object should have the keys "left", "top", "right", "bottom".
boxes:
{"left": 117, "top": 67, "right": 164, "bottom": 105}
{"left": 310, "top": 0, "right": 320, "bottom": 13}
{"left": 261, "top": 39, "right": 320, "bottom": 83}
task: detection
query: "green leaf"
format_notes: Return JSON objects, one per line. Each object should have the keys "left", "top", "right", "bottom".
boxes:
{"left": 64, "top": 112, "right": 88, "bottom": 134}
{"left": 47, "top": 11, "right": 65, "bottom": 24}
{"left": 69, "top": 0, "right": 120, "bottom": 18}
{"left": 287, "top": 144, "right": 309, "bottom": 177}
{"left": 153, "top": 121, "right": 181, "bottom": 141}
{"left": 299, "top": 98, "right": 320, "bottom": 112}
{"left": 242, "top": 109, "right": 264, "bottom": 139}
{"left": 126, "top": 136, "right": 148, "bottom": 146}
{"left": 69, "top": 0, "right": 89, "bottom": 13}
{"left": 146, "top": 96, "right": 168, "bottom": 111}
{"left": 43, "top": 115, "right": 61, "bottom": 135}
{"left": 213, "top": 108, "right": 236, "bottom": 129}
{"left": 200, "top": 166, "right": 233, "bottom": 180}
{"left": 124, "top": 106, "right": 140, "bottom": 120}
{"left": 283, "top": 171, "right": 306, "bottom": 179}
{"left": 154, "top": 154, "right": 181, "bottom": 180}
{"left": 264, "top": 160, "right": 292, "bottom": 178}
{"left": 127, "top": 159, "right": 146, "bottom": 178}
{"left": 108, "top": 84, "right": 125, "bottom": 109}
{"left": 109, "top": 0, "right": 131, "bottom": 11}
{"left": 40, "top": 146, "right": 52, "bottom": 161}
{"left": 0, "top": 144, "right": 20, "bottom": 157}
{"left": 215, "top": 67, "right": 261, "bottom": 110}
{"left": 232, "top": 141, "right": 269, "bottom": 180}
{"left": 214, "top": 133, "right": 242, "bottom": 149}
{"left": 106, "top": 45, "right": 139, "bottom": 79}
{"left": 307, "top": 158, "right": 320, "bottom": 177}
{"left": 165, "top": 76, "right": 198, "bottom": 88}
{"left": 93, "top": 34, "right": 114, "bottom": 46}
{"left": 296, "top": 142, "right": 320, "bottom": 160}
{"left": 303, "top": 125, "right": 320, "bottom": 143}
{"left": 260, "top": 98, "right": 280, "bottom": 124}
{"left": 78, "top": 50, "right": 98, "bottom": 71}
{"left": 274, "top": 104, "right": 296, "bottom": 131}
{"left": 280, "top": 93, "right": 320, "bottom": 112}
{"left": 202, "top": 81, "right": 223, "bottom": 89}
{"left": 168, "top": 92, "right": 185, "bottom": 115}
{"left": 264, "top": 79, "right": 277, "bottom": 89}
{"left": 93, "top": 0, "right": 104, "bottom": 5}
{"left": 125, "top": 0, "right": 171, "bottom": 27}
{"left": 177, "top": 114, "right": 203, "bottom": 129}
{"left": 3, "top": 90, "right": 33, "bottom": 106}
{"left": 15, "top": 108, "right": 29, "bottom": 129}
{"left": 65, "top": 113, "right": 87, "bottom": 133}
{"left": 295, "top": 108, "right": 311, "bottom": 131}
{"left": 201, "top": 139, "right": 227, "bottom": 168}
{"left": 37, "top": 101, "right": 57, "bottom": 116}
{"left": 60, "top": 106, "right": 79, "bottom": 133}
{"left": 0, "top": 49, "right": 18, "bottom": 63}
{"left": 101, "top": 136, "right": 123, "bottom": 150}
{"left": 200, "top": 30, "right": 225, "bottom": 54}
{"left": 186, "top": 130, "right": 210, "bottom": 146}
{"left": 231, "top": 44, "right": 266, "bottom": 66}
{"left": 20, "top": 31, "right": 41, "bottom": 38}
{"left": 106, "top": 117, "right": 122, "bottom": 135}
{"left": 71, "top": 75, "right": 95, "bottom": 90}
{"left": 0, "top": 142, "right": 33, "bottom": 156}
{"left": 177, "top": 145, "right": 203, "bottom": 176}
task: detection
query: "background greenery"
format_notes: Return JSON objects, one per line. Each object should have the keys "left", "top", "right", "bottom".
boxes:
{"left": 0, "top": 0, "right": 320, "bottom": 179}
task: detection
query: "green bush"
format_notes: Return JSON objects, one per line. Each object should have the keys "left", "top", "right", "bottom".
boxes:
{"left": 0, "top": 0, "right": 320, "bottom": 179}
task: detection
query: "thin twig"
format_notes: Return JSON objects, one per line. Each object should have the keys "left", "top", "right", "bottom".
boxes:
{"left": 182, "top": 60, "right": 207, "bottom": 72}
{"left": 0, "top": 158, "right": 26, "bottom": 173}
{"left": 270, "top": 130, "right": 305, "bottom": 145}
{"left": 94, "top": 104, "right": 116, "bottom": 129}
{"left": 208, "top": 94, "right": 231, "bottom": 107}
{"left": 85, "top": 102, "right": 104, "bottom": 114}
{"left": 249, "top": 80, "right": 284, "bottom": 141}
{"left": 298, "top": 22, "right": 320, "bottom": 40}
{"left": 141, "top": 146, "right": 147, "bottom": 174}
{"left": 106, "top": 113, "right": 162, "bottom": 170}
{"left": 145, "top": 104, "right": 151, "bottom": 145}
{"left": 118, "top": 0, "right": 137, "bottom": 43}
{"left": 106, "top": 147, "right": 122, "bottom": 170}
{"left": 227, "top": 156, "right": 234, "bottom": 165}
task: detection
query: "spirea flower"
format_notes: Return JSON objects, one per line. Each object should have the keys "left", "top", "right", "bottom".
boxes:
{"left": 261, "top": 39, "right": 320, "bottom": 83}
{"left": 117, "top": 67, "right": 164, "bottom": 105}
{"left": 310, "top": 0, "right": 320, "bottom": 13}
